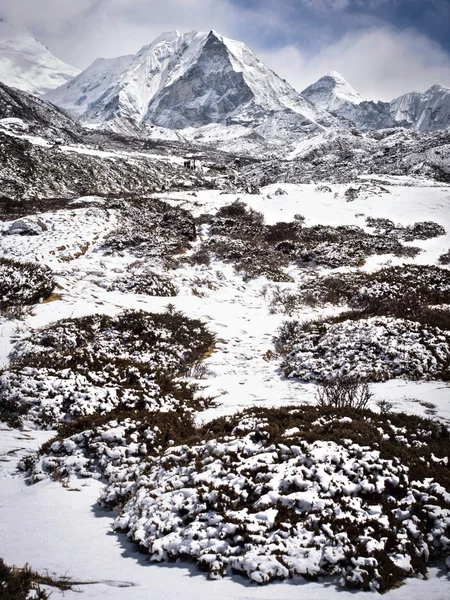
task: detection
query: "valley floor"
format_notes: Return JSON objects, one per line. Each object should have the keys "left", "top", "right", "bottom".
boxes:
{"left": 1, "top": 178, "right": 449, "bottom": 598}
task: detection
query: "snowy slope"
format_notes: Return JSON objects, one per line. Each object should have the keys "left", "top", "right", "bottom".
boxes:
{"left": 43, "top": 31, "right": 204, "bottom": 120}
{"left": 390, "top": 84, "right": 450, "bottom": 131}
{"left": 0, "top": 18, "right": 79, "bottom": 96}
{"left": 301, "top": 71, "right": 364, "bottom": 112}
{"left": 46, "top": 30, "right": 334, "bottom": 134}
{"left": 303, "top": 71, "right": 450, "bottom": 132}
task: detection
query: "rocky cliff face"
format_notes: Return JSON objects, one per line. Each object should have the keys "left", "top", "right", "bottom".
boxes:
{"left": 0, "top": 80, "right": 81, "bottom": 141}
{"left": 144, "top": 32, "right": 254, "bottom": 128}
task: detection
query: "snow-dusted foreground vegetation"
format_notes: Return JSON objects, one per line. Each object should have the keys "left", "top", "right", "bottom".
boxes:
{"left": 29, "top": 406, "right": 450, "bottom": 592}
{"left": 1, "top": 179, "right": 450, "bottom": 599}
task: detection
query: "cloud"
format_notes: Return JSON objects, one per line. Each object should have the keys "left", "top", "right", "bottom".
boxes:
{"left": 259, "top": 25, "right": 450, "bottom": 100}
{"left": 5, "top": 0, "right": 295, "bottom": 69}
{"left": 1, "top": 0, "right": 248, "bottom": 66}
{"left": 1, "top": 0, "right": 450, "bottom": 101}
{"left": 0, "top": 0, "right": 99, "bottom": 34}
{"left": 302, "top": 0, "right": 351, "bottom": 10}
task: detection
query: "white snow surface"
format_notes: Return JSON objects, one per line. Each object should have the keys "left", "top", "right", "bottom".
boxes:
{"left": 0, "top": 179, "right": 450, "bottom": 598}
{"left": 0, "top": 18, "right": 79, "bottom": 95}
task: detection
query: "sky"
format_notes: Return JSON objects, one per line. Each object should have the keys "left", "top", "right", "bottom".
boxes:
{"left": 1, "top": 0, "right": 450, "bottom": 100}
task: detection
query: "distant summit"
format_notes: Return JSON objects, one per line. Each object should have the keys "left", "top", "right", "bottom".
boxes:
{"left": 0, "top": 19, "right": 79, "bottom": 95}
{"left": 303, "top": 72, "right": 450, "bottom": 132}
{"left": 390, "top": 84, "right": 450, "bottom": 132}
{"left": 302, "top": 71, "right": 364, "bottom": 112}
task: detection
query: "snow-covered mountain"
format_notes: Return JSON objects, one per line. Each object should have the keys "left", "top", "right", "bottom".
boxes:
{"left": 301, "top": 71, "right": 364, "bottom": 112}
{"left": 303, "top": 72, "right": 450, "bottom": 132}
{"left": 45, "top": 30, "right": 334, "bottom": 136}
{"left": 302, "top": 73, "right": 394, "bottom": 130}
{"left": 390, "top": 84, "right": 450, "bottom": 132}
{"left": 0, "top": 18, "right": 79, "bottom": 96}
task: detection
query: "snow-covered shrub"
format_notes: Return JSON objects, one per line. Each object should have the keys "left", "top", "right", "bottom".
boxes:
{"left": 202, "top": 202, "right": 293, "bottom": 281}
{"left": 439, "top": 249, "right": 450, "bottom": 265}
{"left": 264, "top": 221, "right": 303, "bottom": 243}
{"left": 366, "top": 217, "right": 446, "bottom": 241}
{"left": 196, "top": 202, "right": 422, "bottom": 278}
{"left": 350, "top": 264, "right": 450, "bottom": 309}
{"left": 265, "top": 285, "right": 305, "bottom": 315}
{"left": 293, "top": 265, "right": 450, "bottom": 309}
{"left": 207, "top": 237, "right": 293, "bottom": 282}
{"left": 102, "top": 198, "right": 196, "bottom": 260}
{"left": 109, "top": 269, "right": 178, "bottom": 296}
{"left": 295, "top": 225, "right": 421, "bottom": 268}
{"left": 0, "top": 257, "right": 54, "bottom": 312}
{"left": 210, "top": 201, "right": 265, "bottom": 240}
{"left": 403, "top": 221, "right": 447, "bottom": 240}
{"left": 234, "top": 253, "right": 294, "bottom": 282}
{"left": 35, "top": 406, "right": 449, "bottom": 592}
{"left": 275, "top": 315, "right": 450, "bottom": 382}
{"left": 0, "top": 309, "right": 214, "bottom": 426}
{"left": 187, "top": 247, "right": 211, "bottom": 266}
{"left": 32, "top": 411, "right": 196, "bottom": 487}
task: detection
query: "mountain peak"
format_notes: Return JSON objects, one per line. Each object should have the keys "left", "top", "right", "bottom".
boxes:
{"left": 426, "top": 83, "right": 449, "bottom": 94}
{"left": 302, "top": 72, "right": 364, "bottom": 112}
{"left": 45, "top": 29, "right": 334, "bottom": 136}
{"left": 0, "top": 19, "right": 79, "bottom": 95}
{"left": 327, "top": 70, "right": 346, "bottom": 82}
{"left": 207, "top": 29, "right": 227, "bottom": 42}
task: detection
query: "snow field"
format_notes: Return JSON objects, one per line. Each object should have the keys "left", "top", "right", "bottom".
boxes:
{"left": 0, "top": 180, "right": 449, "bottom": 597}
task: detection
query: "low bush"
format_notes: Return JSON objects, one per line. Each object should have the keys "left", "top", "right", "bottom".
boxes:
{"left": 102, "top": 198, "right": 196, "bottom": 261}
{"left": 187, "top": 247, "right": 211, "bottom": 266}
{"left": 210, "top": 201, "right": 265, "bottom": 240}
{"left": 0, "top": 308, "right": 215, "bottom": 426}
{"left": 0, "top": 557, "right": 73, "bottom": 599}
{"left": 0, "top": 257, "right": 54, "bottom": 313}
{"left": 31, "top": 405, "right": 449, "bottom": 592}
{"left": 108, "top": 268, "right": 178, "bottom": 296}
{"left": 191, "top": 203, "right": 424, "bottom": 278}
{"left": 366, "top": 217, "right": 446, "bottom": 241}
{"left": 264, "top": 221, "right": 302, "bottom": 243}
{"left": 34, "top": 410, "right": 197, "bottom": 490}
{"left": 207, "top": 237, "right": 293, "bottom": 282}
{"left": 29, "top": 404, "right": 450, "bottom": 591}
{"left": 274, "top": 314, "right": 450, "bottom": 382}
{"left": 438, "top": 249, "right": 450, "bottom": 265}
{"left": 315, "top": 376, "right": 373, "bottom": 410}
{"left": 293, "top": 264, "right": 450, "bottom": 309}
